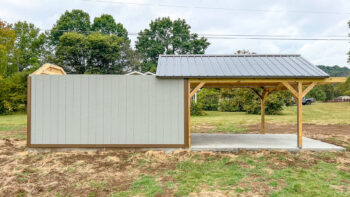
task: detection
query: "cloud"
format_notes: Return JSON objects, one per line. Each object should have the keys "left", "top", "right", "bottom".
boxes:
{"left": 0, "top": 0, "right": 349, "bottom": 67}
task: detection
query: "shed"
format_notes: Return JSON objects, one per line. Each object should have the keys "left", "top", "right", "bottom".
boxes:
{"left": 27, "top": 55, "right": 346, "bottom": 148}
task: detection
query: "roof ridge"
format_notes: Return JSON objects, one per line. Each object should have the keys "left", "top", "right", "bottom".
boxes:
{"left": 159, "top": 54, "right": 301, "bottom": 57}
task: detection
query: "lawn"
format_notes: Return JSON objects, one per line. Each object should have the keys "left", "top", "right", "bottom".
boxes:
{"left": 0, "top": 103, "right": 350, "bottom": 196}
{"left": 191, "top": 102, "right": 350, "bottom": 133}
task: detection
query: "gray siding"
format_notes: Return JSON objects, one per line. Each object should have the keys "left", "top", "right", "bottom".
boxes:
{"left": 30, "top": 75, "right": 185, "bottom": 145}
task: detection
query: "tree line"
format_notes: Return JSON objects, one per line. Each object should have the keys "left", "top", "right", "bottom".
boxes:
{"left": 0, "top": 9, "right": 349, "bottom": 115}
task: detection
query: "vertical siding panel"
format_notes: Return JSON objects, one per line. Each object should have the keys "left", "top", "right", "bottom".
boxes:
{"left": 118, "top": 76, "right": 127, "bottom": 144}
{"left": 80, "top": 75, "right": 89, "bottom": 144}
{"left": 72, "top": 76, "right": 81, "bottom": 144}
{"left": 125, "top": 77, "right": 133, "bottom": 143}
{"left": 88, "top": 76, "right": 96, "bottom": 144}
{"left": 178, "top": 80, "right": 185, "bottom": 144}
{"left": 156, "top": 79, "right": 164, "bottom": 144}
{"left": 57, "top": 76, "right": 65, "bottom": 144}
{"left": 42, "top": 76, "right": 51, "bottom": 144}
{"left": 103, "top": 76, "right": 112, "bottom": 144}
{"left": 31, "top": 76, "right": 38, "bottom": 144}
{"left": 50, "top": 76, "right": 58, "bottom": 144}
{"left": 31, "top": 76, "right": 185, "bottom": 146}
{"left": 110, "top": 76, "right": 117, "bottom": 144}
{"left": 148, "top": 77, "right": 156, "bottom": 144}
{"left": 65, "top": 76, "right": 74, "bottom": 144}
{"left": 96, "top": 76, "right": 104, "bottom": 144}
{"left": 169, "top": 80, "right": 177, "bottom": 144}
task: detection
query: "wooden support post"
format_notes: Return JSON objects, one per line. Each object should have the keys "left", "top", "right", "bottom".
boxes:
{"left": 260, "top": 90, "right": 269, "bottom": 134}
{"left": 250, "top": 88, "right": 270, "bottom": 134}
{"left": 188, "top": 81, "right": 192, "bottom": 147}
{"left": 297, "top": 82, "right": 303, "bottom": 148}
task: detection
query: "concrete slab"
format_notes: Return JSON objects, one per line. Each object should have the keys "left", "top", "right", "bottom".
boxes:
{"left": 191, "top": 133, "right": 345, "bottom": 152}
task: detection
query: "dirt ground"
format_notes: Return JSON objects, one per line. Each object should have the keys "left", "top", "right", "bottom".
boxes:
{"left": 0, "top": 124, "right": 349, "bottom": 196}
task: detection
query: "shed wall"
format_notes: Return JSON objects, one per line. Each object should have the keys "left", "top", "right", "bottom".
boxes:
{"left": 30, "top": 75, "right": 185, "bottom": 146}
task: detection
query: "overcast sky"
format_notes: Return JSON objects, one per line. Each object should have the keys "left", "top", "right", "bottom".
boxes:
{"left": 1, "top": 0, "right": 350, "bottom": 67}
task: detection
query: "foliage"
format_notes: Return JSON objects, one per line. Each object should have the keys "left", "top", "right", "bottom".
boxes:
{"left": 135, "top": 17, "right": 210, "bottom": 72}
{"left": 50, "top": 9, "right": 91, "bottom": 45}
{"left": 56, "top": 32, "right": 88, "bottom": 73}
{"left": 307, "top": 86, "right": 327, "bottom": 101}
{"left": 317, "top": 65, "right": 350, "bottom": 77}
{"left": 216, "top": 88, "right": 287, "bottom": 115}
{"left": 56, "top": 32, "right": 123, "bottom": 74}
{"left": 190, "top": 101, "right": 204, "bottom": 116}
{"left": 0, "top": 71, "right": 29, "bottom": 114}
{"left": 218, "top": 88, "right": 251, "bottom": 112}
{"left": 336, "top": 76, "right": 350, "bottom": 96}
{"left": 0, "top": 20, "right": 16, "bottom": 78}
{"left": 11, "top": 21, "right": 46, "bottom": 73}
{"left": 197, "top": 89, "right": 219, "bottom": 111}
{"left": 92, "top": 14, "right": 128, "bottom": 38}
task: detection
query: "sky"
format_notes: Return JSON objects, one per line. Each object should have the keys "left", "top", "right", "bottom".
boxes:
{"left": 1, "top": 0, "right": 350, "bottom": 68}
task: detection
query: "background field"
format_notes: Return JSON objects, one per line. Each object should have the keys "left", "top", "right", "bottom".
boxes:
{"left": 0, "top": 102, "right": 349, "bottom": 196}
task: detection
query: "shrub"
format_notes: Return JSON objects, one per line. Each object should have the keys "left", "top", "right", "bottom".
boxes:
{"left": 190, "top": 101, "right": 204, "bottom": 116}
{"left": 0, "top": 71, "right": 29, "bottom": 114}
{"left": 244, "top": 92, "right": 285, "bottom": 115}
{"left": 218, "top": 88, "right": 252, "bottom": 112}
{"left": 197, "top": 89, "right": 219, "bottom": 111}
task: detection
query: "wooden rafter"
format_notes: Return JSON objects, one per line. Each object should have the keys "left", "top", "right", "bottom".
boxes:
{"left": 281, "top": 82, "right": 298, "bottom": 98}
{"left": 302, "top": 82, "right": 317, "bottom": 97}
{"left": 189, "top": 82, "right": 205, "bottom": 98}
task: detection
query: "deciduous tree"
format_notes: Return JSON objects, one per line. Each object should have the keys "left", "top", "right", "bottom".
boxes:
{"left": 136, "top": 17, "right": 210, "bottom": 72}
{"left": 50, "top": 9, "right": 91, "bottom": 45}
{"left": 0, "top": 20, "right": 15, "bottom": 78}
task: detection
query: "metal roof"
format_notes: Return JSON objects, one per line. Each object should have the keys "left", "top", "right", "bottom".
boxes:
{"left": 156, "top": 54, "right": 329, "bottom": 78}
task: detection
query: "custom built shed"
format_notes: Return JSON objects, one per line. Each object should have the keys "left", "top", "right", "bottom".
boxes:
{"left": 27, "top": 55, "right": 346, "bottom": 149}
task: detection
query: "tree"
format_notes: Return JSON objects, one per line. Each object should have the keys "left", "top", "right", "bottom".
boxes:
{"left": 136, "top": 17, "right": 210, "bottom": 72}
{"left": 50, "top": 9, "right": 91, "bottom": 45}
{"left": 92, "top": 14, "right": 140, "bottom": 72}
{"left": 307, "top": 86, "right": 327, "bottom": 101}
{"left": 11, "top": 21, "right": 46, "bottom": 73}
{"left": 92, "top": 14, "right": 128, "bottom": 38}
{"left": 337, "top": 76, "right": 350, "bottom": 96}
{"left": 0, "top": 20, "right": 16, "bottom": 78}
{"left": 86, "top": 32, "right": 122, "bottom": 74}
{"left": 56, "top": 32, "right": 88, "bottom": 73}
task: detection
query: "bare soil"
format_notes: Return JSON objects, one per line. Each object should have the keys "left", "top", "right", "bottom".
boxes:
{"left": 0, "top": 125, "right": 349, "bottom": 196}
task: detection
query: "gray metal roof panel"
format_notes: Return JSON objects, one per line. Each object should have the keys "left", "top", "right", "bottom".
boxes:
{"left": 156, "top": 54, "right": 329, "bottom": 78}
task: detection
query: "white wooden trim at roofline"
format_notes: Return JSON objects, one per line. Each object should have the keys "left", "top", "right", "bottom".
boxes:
{"left": 125, "top": 71, "right": 155, "bottom": 75}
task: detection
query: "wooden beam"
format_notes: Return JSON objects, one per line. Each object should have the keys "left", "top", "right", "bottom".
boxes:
{"left": 251, "top": 88, "right": 263, "bottom": 99}
{"left": 188, "top": 80, "right": 192, "bottom": 147}
{"left": 302, "top": 82, "right": 317, "bottom": 97}
{"left": 260, "top": 89, "right": 269, "bottom": 134}
{"left": 189, "top": 81, "right": 205, "bottom": 98}
{"left": 281, "top": 82, "right": 298, "bottom": 98}
{"left": 189, "top": 77, "right": 347, "bottom": 84}
{"left": 297, "top": 82, "right": 303, "bottom": 148}
{"left": 27, "top": 76, "right": 31, "bottom": 147}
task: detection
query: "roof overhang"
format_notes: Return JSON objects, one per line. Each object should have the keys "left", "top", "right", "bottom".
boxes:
{"left": 188, "top": 77, "right": 347, "bottom": 89}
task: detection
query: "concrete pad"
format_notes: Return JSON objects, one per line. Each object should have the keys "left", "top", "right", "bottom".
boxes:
{"left": 191, "top": 133, "right": 345, "bottom": 152}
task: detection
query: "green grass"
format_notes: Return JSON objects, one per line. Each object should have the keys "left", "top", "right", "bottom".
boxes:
{"left": 191, "top": 103, "right": 350, "bottom": 133}
{"left": 0, "top": 113, "right": 27, "bottom": 131}
{"left": 112, "top": 175, "right": 163, "bottom": 197}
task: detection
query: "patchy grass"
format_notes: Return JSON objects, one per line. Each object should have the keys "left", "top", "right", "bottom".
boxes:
{"left": 0, "top": 103, "right": 350, "bottom": 196}
{"left": 0, "top": 113, "right": 27, "bottom": 131}
{"left": 192, "top": 103, "right": 350, "bottom": 133}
